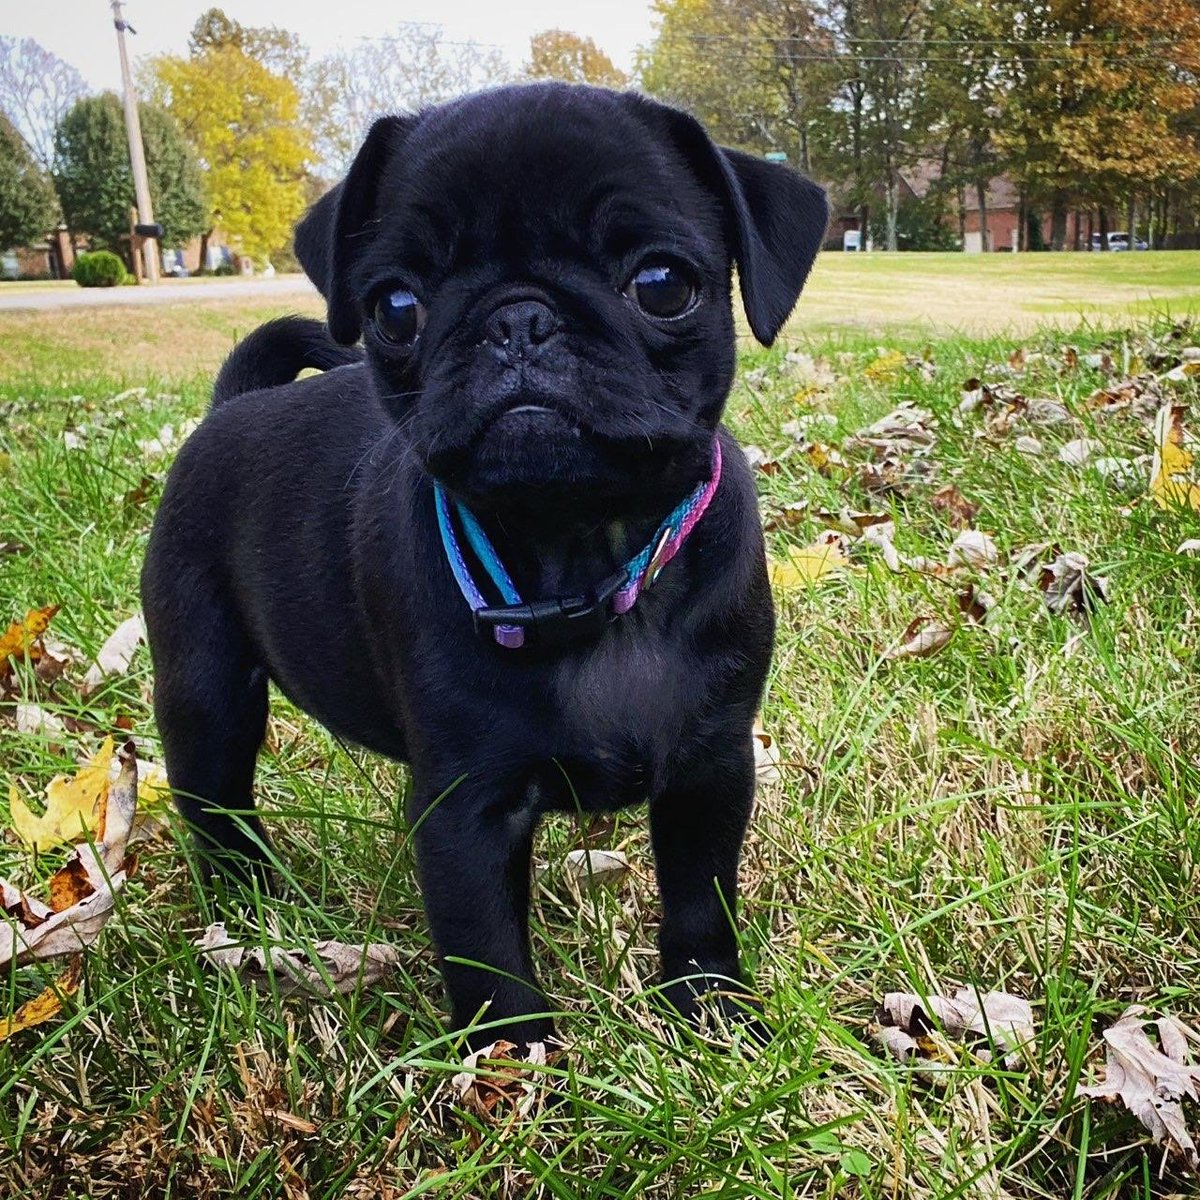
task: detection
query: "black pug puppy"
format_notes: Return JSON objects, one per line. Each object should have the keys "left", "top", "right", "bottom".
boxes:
{"left": 142, "top": 83, "right": 827, "bottom": 1050}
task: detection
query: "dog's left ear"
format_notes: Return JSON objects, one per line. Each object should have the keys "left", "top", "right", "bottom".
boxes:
{"left": 629, "top": 97, "right": 829, "bottom": 346}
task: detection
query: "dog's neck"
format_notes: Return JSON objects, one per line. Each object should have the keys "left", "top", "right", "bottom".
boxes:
{"left": 468, "top": 506, "right": 660, "bottom": 600}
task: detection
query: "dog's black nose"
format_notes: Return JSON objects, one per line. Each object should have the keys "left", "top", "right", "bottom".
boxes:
{"left": 485, "top": 300, "right": 559, "bottom": 356}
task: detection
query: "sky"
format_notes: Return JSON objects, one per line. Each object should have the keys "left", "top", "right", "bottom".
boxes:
{"left": 4, "top": 0, "right": 659, "bottom": 92}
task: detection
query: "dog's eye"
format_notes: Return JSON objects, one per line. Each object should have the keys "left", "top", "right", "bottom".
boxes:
{"left": 373, "top": 289, "right": 427, "bottom": 346}
{"left": 626, "top": 262, "right": 697, "bottom": 319}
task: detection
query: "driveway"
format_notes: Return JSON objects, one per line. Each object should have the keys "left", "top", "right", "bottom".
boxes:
{"left": 0, "top": 276, "right": 319, "bottom": 311}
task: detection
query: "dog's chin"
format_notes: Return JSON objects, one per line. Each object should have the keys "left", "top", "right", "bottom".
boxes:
{"left": 434, "top": 410, "right": 623, "bottom": 512}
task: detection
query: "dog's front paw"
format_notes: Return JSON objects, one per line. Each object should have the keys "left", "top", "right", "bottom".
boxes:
{"left": 662, "top": 976, "right": 774, "bottom": 1047}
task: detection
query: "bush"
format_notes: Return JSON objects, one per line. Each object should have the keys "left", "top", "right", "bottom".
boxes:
{"left": 72, "top": 251, "right": 129, "bottom": 288}
{"left": 212, "top": 261, "right": 237, "bottom": 277}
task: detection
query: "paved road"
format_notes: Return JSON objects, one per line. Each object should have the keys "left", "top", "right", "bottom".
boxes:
{"left": 0, "top": 276, "right": 320, "bottom": 311}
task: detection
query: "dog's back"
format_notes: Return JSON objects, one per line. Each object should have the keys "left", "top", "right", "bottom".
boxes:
{"left": 212, "top": 315, "right": 362, "bottom": 406}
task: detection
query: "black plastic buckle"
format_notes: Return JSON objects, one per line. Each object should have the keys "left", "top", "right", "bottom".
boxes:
{"left": 473, "top": 569, "right": 629, "bottom": 649}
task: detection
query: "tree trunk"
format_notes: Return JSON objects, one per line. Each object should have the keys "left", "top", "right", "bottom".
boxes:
{"left": 1099, "top": 206, "right": 1110, "bottom": 250}
{"left": 799, "top": 126, "right": 810, "bottom": 175}
{"left": 957, "top": 185, "right": 966, "bottom": 250}
{"left": 1126, "top": 195, "right": 1136, "bottom": 244}
{"left": 1086, "top": 211, "right": 1094, "bottom": 249}
{"left": 1017, "top": 190, "right": 1026, "bottom": 251}
{"left": 198, "top": 229, "right": 211, "bottom": 275}
{"left": 885, "top": 171, "right": 899, "bottom": 251}
{"left": 1050, "top": 193, "right": 1067, "bottom": 252}
{"left": 975, "top": 179, "right": 989, "bottom": 251}
{"left": 1072, "top": 211, "right": 1082, "bottom": 251}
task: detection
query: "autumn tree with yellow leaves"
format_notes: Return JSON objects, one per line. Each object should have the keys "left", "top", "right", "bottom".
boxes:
{"left": 148, "top": 12, "right": 312, "bottom": 265}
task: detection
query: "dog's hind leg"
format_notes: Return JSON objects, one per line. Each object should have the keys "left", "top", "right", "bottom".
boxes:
{"left": 143, "top": 567, "right": 273, "bottom": 885}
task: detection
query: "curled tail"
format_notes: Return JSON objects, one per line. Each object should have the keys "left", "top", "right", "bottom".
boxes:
{"left": 212, "top": 315, "right": 363, "bottom": 406}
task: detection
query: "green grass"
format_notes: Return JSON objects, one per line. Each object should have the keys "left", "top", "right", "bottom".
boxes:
{"left": 2, "top": 298, "right": 1200, "bottom": 1197}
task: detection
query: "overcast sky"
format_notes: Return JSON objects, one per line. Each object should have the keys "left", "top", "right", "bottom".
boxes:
{"left": 6, "top": 1, "right": 658, "bottom": 92}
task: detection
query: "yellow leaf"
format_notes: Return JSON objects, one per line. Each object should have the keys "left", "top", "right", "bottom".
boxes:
{"left": 10, "top": 737, "right": 115, "bottom": 852}
{"left": 0, "top": 604, "right": 59, "bottom": 672}
{"left": 0, "top": 958, "right": 82, "bottom": 1042}
{"left": 863, "top": 350, "right": 907, "bottom": 382}
{"left": 1149, "top": 404, "right": 1200, "bottom": 511}
{"left": 769, "top": 535, "right": 849, "bottom": 588}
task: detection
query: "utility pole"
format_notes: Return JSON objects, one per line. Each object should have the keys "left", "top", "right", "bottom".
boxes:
{"left": 109, "top": 0, "right": 159, "bottom": 284}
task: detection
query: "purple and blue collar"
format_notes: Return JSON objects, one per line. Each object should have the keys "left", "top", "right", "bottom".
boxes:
{"left": 434, "top": 439, "right": 723, "bottom": 649}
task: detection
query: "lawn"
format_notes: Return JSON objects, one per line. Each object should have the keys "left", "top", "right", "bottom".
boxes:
{"left": 1, "top": 267, "right": 1200, "bottom": 1198}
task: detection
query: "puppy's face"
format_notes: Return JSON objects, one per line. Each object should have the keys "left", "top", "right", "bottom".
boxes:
{"left": 297, "top": 85, "right": 828, "bottom": 517}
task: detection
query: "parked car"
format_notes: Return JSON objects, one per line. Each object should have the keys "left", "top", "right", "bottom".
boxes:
{"left": 1089, "top": 231, "right": 1148, "bottom": 251}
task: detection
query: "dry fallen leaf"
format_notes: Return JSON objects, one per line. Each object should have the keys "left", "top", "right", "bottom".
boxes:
{"left": 0, "top": 958, "right": 83, "bottom": 1041}
{"left": 863, "top": 350, "right": 908, "bottom": 382}
{"left": 882, "top": 618, "right": 954, "bottom": 662}
{"left": 82, "top": 613, "right": 147, "bottom": 694}
{"left": 0, "top": 605, "right": 60, "bottom": 681}
{"left": 762, "top": 499, "right": 809, "bottom": 532}
{"left": 1039, "top": 551, "right": 1110, "bottom": 617}
{"left": 947, "top": 530, "right": 999, "bottom": 571}
{"left": 847, "top": 403, "right": 936, "bottom": 454}
{"left": 874, "top": 987, "right": 1035, "bottom": 1069}
{"left": 931, "top": 485, "right": 979, "bottom": 530}
{"left": 562, "top": 848, "right": 629, "bottom": 888}
{"left": 1149, "top": 403, "right": 1200, "bottom": 511}
{"left": 9, "top": 736, "right": 116, "bottom": 852}
{"left": 815, "top": 507, "right": 892, "bottom": 538}
{"left": 452, "top": 1039, "right": 555, "bottom": 1121}
{"left": 196, "top": 923, "right": 400, "bottom": 997}
{"left": 14, "top": 703, "right": 67, "bottom": 739}
{"left": 769, "top": 533, "right": 850, "bottom": 588}
{"left": 1059, "top": 438, "right": 1104, "bottom": 467}
{"left": 752, "top": 718, "right": 783, "bottom": 784}
{"left": 1077, "top": 1006, "right": 1200, "bottom": 1167}
{"left": 0, "top": 742, "right": 138, "bottom": 1041}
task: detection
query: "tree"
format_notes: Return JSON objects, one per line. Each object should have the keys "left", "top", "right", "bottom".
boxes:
{"left": 638, "top": 0, "right": 785, "bottom": 149}
{"left": 526, "top": 30, "right": 629, "bottom": 87}
{"left": 149, "top": 45, "right": 311, "bottom": 261}
{"left": 53, "top": 93, "right": 207, "bottom": 253}
{"left": 305, "top": 26, "right": 509, "bottom": 177}
{"left": 991, "top": 0, "right": 1200, "bottom": 249}
{"left": 0, "top": 112, "right": 58, "bottom": 249}
{"left": 0, "top": 37, "right": 88, "bottom": 170}
{"left": 188, "top": 7, "right": 307, "bottom": 78}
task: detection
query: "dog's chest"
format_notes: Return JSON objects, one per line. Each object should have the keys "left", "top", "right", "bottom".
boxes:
{"left": 535, "top": 632, "right": 693, "bottom": 810}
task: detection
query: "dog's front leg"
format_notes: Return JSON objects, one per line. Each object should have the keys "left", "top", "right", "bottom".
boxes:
{"left": 412, "top": 780, "right": 552, "bottom": 1051}
{"left": 651, "top": 743, "right": 765, "bottom": 1035}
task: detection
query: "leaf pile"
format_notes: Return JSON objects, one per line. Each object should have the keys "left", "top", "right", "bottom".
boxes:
{"left": 1, "top": 741, "right": 139, "bottom": 1040}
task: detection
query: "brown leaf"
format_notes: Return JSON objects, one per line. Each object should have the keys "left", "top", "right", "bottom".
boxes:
{"left": 195, "top": 923, "right": 400, "bottom": 997}
{"left": 882, "top": 618, "right": 954, "bottom": 662}
{"left": 452, "top": 1039, "right": 558, "bottom": 1121}
{"left": 1039, "top": 552, "right": 1110, "bottom": 616}
{"left": 931, "top": 486, "right": 979, "bottom": 529}
{"left": 1077, "top": 1006, "right": 1200, "bottom": 1167}
{"left": 875, "top": 987, "right": 1035, "bottom": 1067}
{"left": 762, "top": 500, "right": 809, "bottom": 532}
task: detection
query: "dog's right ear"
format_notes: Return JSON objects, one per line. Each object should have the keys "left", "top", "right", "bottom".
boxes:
{"left": 294, "top": 115, "right": 417, "bottom": 345}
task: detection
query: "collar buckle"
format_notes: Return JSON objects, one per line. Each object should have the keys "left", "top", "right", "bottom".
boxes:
{"left": 473, "top": 569, "right": 629, "bottom": 649}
